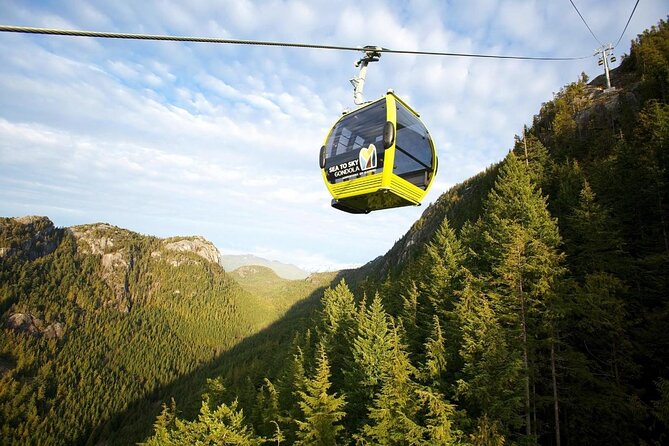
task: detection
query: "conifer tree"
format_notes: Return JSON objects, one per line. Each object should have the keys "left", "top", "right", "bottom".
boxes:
{"left": 295, "top": 345, "right": 346, "bottom": 446}
{"left": 359, "top": 326, "right": 424, "bottom": 445}
{"left": 420, "top": 218, "right": 466, "bottom": 372}
{"left": 456, "top": 274, "right": 522, "bottom": 431}
{"left": 351, "top": 293, "right": 394, "bottom": 396}
{"left": 416, "top": 388, "right": 456, "bottom": 445}
{"left": 399, "top": 280, "right": 423, "bottom": 357}
{"left": 346, "top": 293, "right": 394, "bottom": 429}
{"left": 478, "top": 152, "right": 565, "bottom": 437}
{"left": 320, "top": 280, "right": 356, "bottom": 347}
{"left": 513, "top": 131, "right": 552, "bottom": 191}
{"left": 319, "top": 280, "right": 357, "bottom": 390}
{"left": 253, "top": 378, "right": 280, "bottom": 438}
{"left": 565, "top": 180, "right": 626, "bottom": 277}
{"left": 422, "top": 218, "right": 465, "bottom": 320}
{"left": 421, "top": 315, "right": 448, "bottom": 388}
{"left": 142, "top": 397, "right": 263, "bottom": 446}
{"left": 469, "top": 415, "right": 506, "bottom": 446}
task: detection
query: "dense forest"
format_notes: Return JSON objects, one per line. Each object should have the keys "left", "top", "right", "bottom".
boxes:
{"left": 1, "top": 18, "right": 668, "bottom": 446}
{"left": 141, "top": 19, "right": 669, "bottom": 445}
{"left": 0, "top": 218, "right": 333, "bottom": 444}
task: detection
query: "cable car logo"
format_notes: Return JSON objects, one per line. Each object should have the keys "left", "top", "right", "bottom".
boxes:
{"left": 359, "top": 143, "right": 377, "bottom": 170}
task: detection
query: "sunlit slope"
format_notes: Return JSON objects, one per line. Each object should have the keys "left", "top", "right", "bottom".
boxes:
{"left": 0, "top": 217, "right": 321, "bottom": 445}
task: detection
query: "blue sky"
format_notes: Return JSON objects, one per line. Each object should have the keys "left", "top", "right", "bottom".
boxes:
{"left": 0, "top": 1, "right": 666, "bottom": 271}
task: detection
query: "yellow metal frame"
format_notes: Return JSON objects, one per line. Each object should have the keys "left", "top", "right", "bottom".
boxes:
{"left": 321, "top": 91, "right": 437, "bottom": 212}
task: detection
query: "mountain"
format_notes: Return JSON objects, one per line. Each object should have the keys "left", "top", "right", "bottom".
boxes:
{"left": 142, "top": 19, "right": 669, "bottom": 446}
{"left": 3, "top": 19, "right": 668, "bottom": 446}
{"left": 0, "top": 216, "right": 334, "bottom": 445}
{"left": 220, "top": 254, "right": 309, "bottom": 280}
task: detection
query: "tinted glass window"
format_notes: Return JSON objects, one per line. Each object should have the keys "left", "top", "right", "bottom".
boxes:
{"left": 324, "top": 100, "right": 386, "bottom": 183}
{"left": 394, "top": 102, "right": 434, "bottom": 189}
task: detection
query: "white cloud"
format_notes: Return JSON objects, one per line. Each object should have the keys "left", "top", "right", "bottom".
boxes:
{"left": 0, "top": 0, "right": 667, "bottom": 270}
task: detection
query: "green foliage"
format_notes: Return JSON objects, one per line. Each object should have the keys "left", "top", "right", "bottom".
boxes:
{"left": 142, "top": 397, "right": 263, "bottom": 445}
{"left": 0, "top": 220, "right": 328, "bottom": 445}
{"left": 456, "top": 275, "right": 522, "bottom": 430}
{"left": 421, "top": 315, "right": 448, "bottom": 385}
{"left": 627, "top": 18, "right": 669, "bottom": 101}
{"left": 358, "top": 327, "right": 423, "bottom": 445}
{"left": 294, "top": 345, "right": 346, "bottom": 446}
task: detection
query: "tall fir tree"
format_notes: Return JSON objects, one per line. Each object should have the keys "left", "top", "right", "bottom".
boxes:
{"left": 422, "top": 218, "right": 466, "bottom": 318}
{"left": 142, "top": 396, "right": 263, "bottom": 446}
{"left": 253, "top": 378, "right": 281, "bottom": 438}
{"left": 456, "top": 273, "right": 522, "bottom": 435}
{"left": 565, "top": 180, "right": 626, "bottom": 277}
{"left": 319, "top": 280, "right": 357, "bottom": 389}
{"left": 358, "top": 326, "right": 424, "bottom": 445}
{"left": 421, "top": 315, "right": 448, "bottom": 389}
{"left": 420, "top": 218, "right": 467, "bottom": 374}
{"left": 477, "top": 152, "right": 565, "bottom": 439}
{"left": 350, "top": 293, "right": 394, "bottom": 396}
{"left": 295, "top": 345, "right": 346, "bottom": 446}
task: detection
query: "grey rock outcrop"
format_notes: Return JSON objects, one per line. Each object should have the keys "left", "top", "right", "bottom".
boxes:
{"left": 6, "top": 312, "right": 65, "bottom": 339}
{"left": 163, "top": 236, "right": 220, "bottom": 264}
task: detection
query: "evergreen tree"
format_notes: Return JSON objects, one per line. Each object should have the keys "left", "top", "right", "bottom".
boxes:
{"left": 565, "top": 180, "right": 626, "bottom": 277}
{"left": 420, "top": 218, "right": 466, "bottom": 375}
{"left": 346, "top": 293, "right": 394, "bottom": 430}
{"left": 456, "top": 274, "right": 522, "bottom": 433}
{"left": 351, "top": 293, "right": 394, "bottom": 394}
{"left": 513, "top": 130, "right": 552, "bottom": 191}
{"left": 319, "top": 280, "right": 357, "bottom": 390}
{"left": 253, "top": 378, "right": 281, "bottom": 438}
{"left": 399, "top": 280, "right": 424, "bottom": 358}
{"left": 320, "top": 280, "right": 356, "bottom": 347}
{"left": 479, "top": 152, "right": 565, "bottom": 438}
{"left": 416, "top": 388, "right": 456, "bottom": 445}
{"left": 421, "top": 315, "right": 448, "bottom": 388}
{"left": 142, "top": 397, "right": 263, "bottom": 446}
{"left": 358, "top": 326, "right": 424, "bottom": 445}
{"left": 423, "top": 218, "right": 466, "bottom": 318}
{"left": 469, "top": 415, "right": 506, "bottom": 446}
{"left": 295, "top": 345, "right": 346, "bottom": 446}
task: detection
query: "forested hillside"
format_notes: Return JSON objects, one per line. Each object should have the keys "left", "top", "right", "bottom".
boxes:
{"left": 146, "top": 19, "right": 669, "bottom": 445}
{"left": 0, "top": 217, "right": 330, "bottom": 444}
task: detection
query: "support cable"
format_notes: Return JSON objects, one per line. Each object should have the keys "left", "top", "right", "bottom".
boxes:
{"left": 568, "top": 0, "right": 604, "bottom": 47}
{"left": 614, "top": 0, "right": 640, "bottom": 48}
{"left": 0, "top": 25, "right": 591, "bottom": 61}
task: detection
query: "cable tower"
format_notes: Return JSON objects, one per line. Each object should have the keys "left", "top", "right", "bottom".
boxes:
{"left": 594, "top": 43, "right": 616, "bottom": 90}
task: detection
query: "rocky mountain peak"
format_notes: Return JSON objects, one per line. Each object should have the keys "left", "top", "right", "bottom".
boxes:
{"left": 163, "top": 236, "right": 220, "bottom": 264}
{"left": 0, "top": 216, "right": 59, "bottom": 261}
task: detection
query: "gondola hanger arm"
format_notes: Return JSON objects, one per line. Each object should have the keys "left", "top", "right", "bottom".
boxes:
{"left": 351, "top": 46, "right": 384, "bottom": 105}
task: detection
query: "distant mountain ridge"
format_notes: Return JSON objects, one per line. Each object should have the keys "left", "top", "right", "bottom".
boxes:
{"left": 220, "top": 253, "right": 309, "bottom": 280}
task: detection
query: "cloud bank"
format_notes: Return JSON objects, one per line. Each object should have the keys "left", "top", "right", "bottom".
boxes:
{"left": 1, "top": 0, "right": 666, "bottom": 269}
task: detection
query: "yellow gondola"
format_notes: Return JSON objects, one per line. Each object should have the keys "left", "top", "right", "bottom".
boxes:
{"left": 319, "top": 47, "right": 437, "bottom": 214}
{"left": 319, "top": 91, "right": 437, "bottom": 214}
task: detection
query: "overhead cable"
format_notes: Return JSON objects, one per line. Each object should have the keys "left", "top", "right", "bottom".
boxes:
{"left": 614, "top": 0, "right": 640, "bottom": 48}
{"left": 0, "top": 25, "right": 591, "bottom": 61}
{"left": 568, "top": 0, "right": 604, "bottom": 47}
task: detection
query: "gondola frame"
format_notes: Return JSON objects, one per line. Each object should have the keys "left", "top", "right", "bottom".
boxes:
{"left": 320, "top": 91, "right": 437, "bottom": 214}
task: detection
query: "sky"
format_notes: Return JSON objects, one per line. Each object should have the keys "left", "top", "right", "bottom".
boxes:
{"left": 0, "top": 1, "right": 667, "bottom": 271}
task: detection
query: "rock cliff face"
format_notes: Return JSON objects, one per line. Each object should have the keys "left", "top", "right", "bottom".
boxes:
{"left": 69, "top": 224, "right": 136, "bottom": 312}
{"left": 69, "top": 223, "right": 119, "bottom": 255}
{"left": 6, "top": 312, "right": 65, "bottom": 339}
{"left": 3, "top": 217, "right": 222, "bottom": 314}
{"left": 163, "top": 236, "right": 220, "bottom": 264}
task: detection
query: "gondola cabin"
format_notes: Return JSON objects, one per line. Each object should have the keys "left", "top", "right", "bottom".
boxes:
{"left": 319, "top": 91, "right": 437, "bottom": 214}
